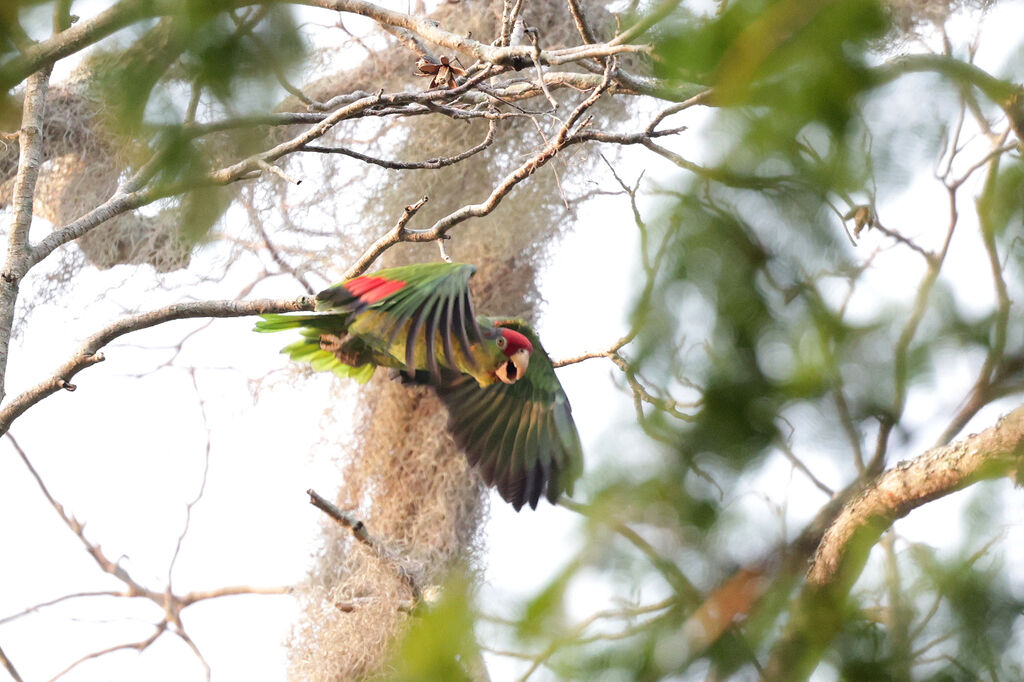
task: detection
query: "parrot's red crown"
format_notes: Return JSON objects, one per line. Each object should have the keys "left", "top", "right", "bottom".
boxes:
{"left": 499, "top": 328, "right": 533, "bottom": 356}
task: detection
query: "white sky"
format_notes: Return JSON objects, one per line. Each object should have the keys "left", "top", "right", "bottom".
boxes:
{"left": 2, "top": 1, "right": 1024, "bottom": 681}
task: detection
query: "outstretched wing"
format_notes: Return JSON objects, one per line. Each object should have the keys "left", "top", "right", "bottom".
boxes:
{"left": 435, "top": 320, "right": 583, "bottom": 510}
{"left": 316, "top": 262, "right": 486, "bottom": 381}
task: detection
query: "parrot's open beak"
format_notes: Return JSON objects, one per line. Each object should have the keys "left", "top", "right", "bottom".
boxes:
{"left": 496, "top": 348, "right": 531, "bottom": 384}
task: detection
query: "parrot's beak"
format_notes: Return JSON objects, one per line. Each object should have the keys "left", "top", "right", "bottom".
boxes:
{"left": 496, "top": 348, "right": 531, "bottom": 384}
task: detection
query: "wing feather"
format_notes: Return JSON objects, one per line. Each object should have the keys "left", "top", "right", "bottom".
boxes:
{"left": 435, "top": 321, "right": 583, "bottom": 510}
{"left": 440, "top": 292, "right": 458, "bottom": 370}
{"left": 519, "top": 403, "right": 545, "bottom": 509}
{"left": 314, "top": 262, "right": 483, "bottom": 380}
{"left": 423, "top": 296, "right": 444, "bottom": 380}
{"left": 489, "top": 398, "right": 528, "bottom": 505}
{"left": 465, "top": 286, "right": 484, "bottom": 344}
{"left": 462, "top": 387, "right": 516, "bottom": 479}
{"left": 453, "top": 288, "right": 476, "bottom": 367}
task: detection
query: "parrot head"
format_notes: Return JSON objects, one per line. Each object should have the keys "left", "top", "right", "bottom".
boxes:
{"left": 494, "top": 327, "right": 533, "bottom": 384}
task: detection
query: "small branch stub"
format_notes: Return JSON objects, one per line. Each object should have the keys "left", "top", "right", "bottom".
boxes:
{"left": 307, "top": 488, "right": 372, "bottom": 544}
{"left": 405, "top": 196, "right": 429, "bottom": 214}
{"left": 398, "top": 196, "right": 429, "bottom": 233}
{"left": 437, "top": 235, "right": 453, "bottom": 263}
{"left": 257, "top": 160, "right": 302, "bottom": 185}
{"left": 56, "top": 379, "right": 76, "bottom": 392}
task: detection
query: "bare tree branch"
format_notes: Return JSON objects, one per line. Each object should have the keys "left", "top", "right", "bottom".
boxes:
{"left": 808, "top": 404, "right": 1024, "bottom": 587}
{"left": 337, "top": 63, "right": 618, "bottom": 279}
{"left": 0, "top": 591, "right": 124, "bottom": 627}
{"left": 6, "top": 431, "right": 291, "bottom": 680}
{"left": 0, "top": 296, "right": 313, "bottom": 437}
{"left": 0, "top": 642, "right": 24, "bottom": 682}
{"left": 0, "top": 0, "right": 166, "bottom": 91}
{"left": 302, "top": 0, "right": 651, "bottom": 67}
{"left": 761, "top": 405, "right": 1024, "bottom": 680}
{"left": 300, "top": 118, "right": 497, "bottom": 169}
{"left": 47, "top": 627, "right": 166, "bottom": 682}
{"left": 1, "top": 66, "right": 52, "bottom": 403}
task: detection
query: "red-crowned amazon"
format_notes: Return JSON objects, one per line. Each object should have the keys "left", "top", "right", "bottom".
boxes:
{"left": 255, "top": 262, "right": 582, "bottom": 510}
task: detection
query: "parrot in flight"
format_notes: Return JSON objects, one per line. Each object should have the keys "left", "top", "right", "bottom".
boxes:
{"left": 254, "top": 262, "right": 582, "bottom": 510}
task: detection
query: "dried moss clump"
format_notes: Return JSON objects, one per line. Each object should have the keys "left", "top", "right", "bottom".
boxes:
{"left": 270, "top": 0, "right": 625, "bottom": 677}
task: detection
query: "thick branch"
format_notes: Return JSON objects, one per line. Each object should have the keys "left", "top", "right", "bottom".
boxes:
{"left": 0, "top": 66, "right": 51, "bottom": 405}
{"left": 27, "top": 190, "right": 153, "bottom": 268}
{"left": 302, "top": 0, "right": 648, "bottom": 67}
{"left": 764, "top": 405, "right": 1024, "bottom": 680}
{"left": 0, "top": 296, "right": 313, "bottom": 437}
{"left": 808, "top": 404, "right": 1024, "bottom": 586}
{"left": 0, "top": 0, "right": 155, "bottom": 92}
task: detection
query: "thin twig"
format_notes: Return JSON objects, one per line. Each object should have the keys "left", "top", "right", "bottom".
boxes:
{"left": 0, "top": 296, "right": 315, "bottom": 437}
{"left": 300, "top": 118, "right": 497, "bottom": 169}
{"left": 560, "top": 498, "right": 700, "bottom": 604}
{"left": 307, "top": 488, "right": 422, "bottom": 602}
{"left": 0, "top": 643, "right": 24, "bottom": 682}
{"left": 47, "top": 627, "right": 166, "bottom": 682}
{"left": 565, "top": 0, "right": 600, "bottom": 45}
{"left": 778, "top": 439, "right": 834, "bottom": 497}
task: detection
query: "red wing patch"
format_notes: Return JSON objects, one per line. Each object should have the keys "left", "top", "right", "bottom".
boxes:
{"left": 344, "top": 276, "right": 407, "bottom": 304}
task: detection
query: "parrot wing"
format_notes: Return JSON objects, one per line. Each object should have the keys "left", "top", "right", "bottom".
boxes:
{"left": 315, "top": 262, "right": 486, "bottom": 381}
{"left": 434, "top": 319, "right": 583, "bottom": 510}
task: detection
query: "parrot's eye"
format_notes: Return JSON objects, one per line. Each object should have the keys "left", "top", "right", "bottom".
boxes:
{"left": 496, "top": 335, "right": 508, "bottom": 350}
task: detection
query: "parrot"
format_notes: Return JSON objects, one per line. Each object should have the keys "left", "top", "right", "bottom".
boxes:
{"left": 254, "top": 261, "right": 582, "bottom": 511}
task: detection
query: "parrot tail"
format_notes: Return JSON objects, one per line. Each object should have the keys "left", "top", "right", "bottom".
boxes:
{"left": 253, "top": 313, "right": 341, "bottom": 333}
{"left": 255, "top": 313, "right": 376, "bottom": 384}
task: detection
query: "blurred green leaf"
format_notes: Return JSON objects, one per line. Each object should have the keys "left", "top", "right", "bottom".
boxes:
{"left": 387, "top": 570, "right": 480, "bottom": 682}
{"left": 85, "top": 5, "right": 303, "bottom": 135}
{"left": 983, "top": 155, "right": 1024, "bottom": 238}
{"left": 517, "top": 557, "right": 579, "bottom": 641}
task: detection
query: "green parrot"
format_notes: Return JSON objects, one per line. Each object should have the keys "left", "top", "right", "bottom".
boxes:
{"left": 255, "top": 262, "right": 583, "bottom": 511}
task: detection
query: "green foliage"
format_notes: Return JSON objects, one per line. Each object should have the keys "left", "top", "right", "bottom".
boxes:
{"left": 658, "top": 0, "right": 887, "bottom": 194}
{"left": 985, "top": 155, "right": 1024, "bottom": 238}
{"left": 84, "top": 6, "right": 303, "bottom": 133}
{"left": 911, "top": 542, "right": 1024, "bottom": 675}
{"left": 386, "top": 571, "right": 481, "bottom": 681}
{"left": 518, "top": 557, "right": 580, "bottom": 641}
{"left": 508, "top": 1, "right": 1024, "bottom": 680}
